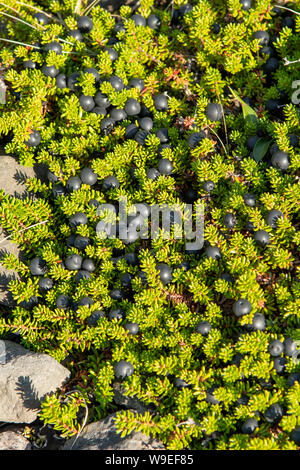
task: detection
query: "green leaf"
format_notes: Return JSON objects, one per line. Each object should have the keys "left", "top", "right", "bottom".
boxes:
{"left": 229, "top": 87, "right": 258, "bottom": 124}
{"left": 253, "top": 138, "right": 272, "bottom": 162}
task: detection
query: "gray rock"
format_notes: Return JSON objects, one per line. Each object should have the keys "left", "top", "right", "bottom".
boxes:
{"left": 63, "top": 411, "right": 165, "bottom": 450}
{"left": 0, "top": 340, "right": 71, "bottom": 423}
{"left": 0, "top": 430, "right": 31, "bottom": 450}
{"left": 113, "top": 382, "right": 154, "bottom": 414}
{"left": 0, "top": 154, "right": 36, "bottom": 198}
{"left": 0, "top": 154, "right": 48, "bottom": 306}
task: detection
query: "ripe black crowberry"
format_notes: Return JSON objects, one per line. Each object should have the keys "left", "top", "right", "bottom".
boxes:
{"left": 132, "top": 14, "right": 146, "bottom": 27}
{"left": 124, "top": 98, "right": 141, "bottom": 116}
{"left": 196, "top": 321, "right": 211, "bottom": 336}
{"left": 110, "top": 108, "right": 127, "bottom": 121}
{"left": 82, "top": 259, "right": 96, "bottom": 272}
{"left": 78, "top": 297, "right": 94, "bottom": 307}
{"left": 241, "top": 418, "right": 258, "bottom": 434}
{"left": 109, "top": 308, "right": 123, "bottom": 321}
{"left": 129, "top": 78, "right": 145, "bottom": 91}
{"left": 24, "top": 130, "right": 41, "bottom": 147}
{"left": 243, "top": 193, "right": 256, "bottom": 207}
{"left": 105, "top": 47, "right": 118, "bottom": 61}
{"left": 38, "top": 277, "right": 53, "bottom": 292}
{"left": 74, "top": 270, "right": 91, "bottom": 282}
{"left": 33, "top": 12, "right": 49, "bottom": 25}
{"left": 44, "top": 41, "right": 62, "bottom": 54}
{"left": 268, "top": 339, "right": 284, "bottom": 357}
{"left": 233, "top": 299, "right": 252, "bottom": 317}
{"left": 69, "top": 29, "right": 83, "bottom": 41}
{"left": 69, "top": 212, "right": 87, "bottom": 228}
{"left": 253, "top": 31, "right": 269, "bottom": 46}
{"left": 74, "top": 236, "right": 91, "bottom": 251}
{"left": 203, "top": 180, "right": 215, "bottom": 192}
{"left": 252, "top": 313, "right": 266, "bottom": 331}
{"left": 240, "top": 0, "right": 252, "bottom": 10}
{"left": 79, "top": 95, "right": 95, "bottom": 112}
{"left": 139, "top": 117, "right": 153, "bottom": 131}
{"left": 124, "top": 322, "right": 139, "bottom": 335}
{"left": 254, "top": 230, "right": 270, "bottom": 247}
{"left": 56, "top": 73, "right": 67, "bottom": 89}
{"left": 87, "top": 310, "right": 105, "bottom": 326}
{"left": 94, "top": 92, "right": 110, "bottom": 108}
{"left": 114, "top": 360, "right": 134, "bottom": 379}
{"left": 158, "top": 158, "right": 174, "bottom": 175}
{"left": 187, "top": 131, "right": 206, "bottom": 149}
{"left": 147, "top": 168, "right": 160, "bottom": 180}
{"left": 157, "top": 263, "right": 172, "bottom": 285}
{"left": 265, "top": 209, "right": 283, "bottom": 229}
{"left": 264, "top": 403, "right": 283, "bottom": 424}
{"left": 30, "top": 257, "right": 47, "bottom": 276}
{"left": 205, "top": 103, "right": 222, "bottom": 121}
{"left": 273, "top": 357, "right": 287, "bottom": 374}
{"left": 66, "top": 176, "right": 81, "bottom": 192}
{"left": 156, "top": 128, "right": 169, "bottom": 143}
{"left": 102, "top": 175, "right": 120, "bottom": 190}
{"left": 24, "top": 60, "right": 36, "bottom": 70}
{"left": 271, "top": 151, "right": 290, "bottom": 170}
{"left": 224, "top": 213, "right": 237, "bottom": 229}
{"left": 65, "top": 254, "right": 83, "bottom": 271}
{"left": 77, "top": 16, "right": 93, "bottom": 33}
{"left": 154, "top": 94, "right": 168, "bottom": 111}
{"left": 147, "top": 14, "right": 161, "bottom": 29}
{"left": 108, "top": 75, "right": 124, "bottom": 91}
{"left": 56, "top": 294, "right": 70, "bottom": 309}
{"left": 205, "top": 246, "right": 221, "bottom": 260}
{"left": 80, "top": 168, "right": 98, "bottom": 185}
{"left": 41, "top": 65, "right": 59, "bottom": 78}
{"left": 284, "top": 338, "right": 297, "bottom": 357}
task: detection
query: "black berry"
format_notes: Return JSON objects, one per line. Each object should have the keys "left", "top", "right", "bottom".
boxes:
{"left": 154, "top": 94, "right": 168, "bottom": 111}
{"left": 114, "top": 360, "right": 134, "bottom": 379}
{"left": 132, "top": 14, "right": 146, "bottom": 27}
{"left": 254, "top": 230, "right": 270, "bottom": 247}
{"left": 44, "top": 41, "right": 62, "bottom": 55}
{"left": 158, "top": 158, "right": 174, "bottom": 175}
{"left": 241, "top": 418, "right": 258, "bottom": 434}
{"left": 41, "top": 65, "right": 59, "bottom": 78}
{"left": 124, "top": 98, "right": 141, "bottom": 116}
{"left": 264, "top": 403, "right": 283, "bottom": 424}
{"left": 129, "top": 78, "right": 144, "bottom": 91}
{"left": 124, "top": 322, "right": 139, "bottom": 335}
{"left": 233, "top": 299, "right": 252, "bottom": 317}
{"left": 205, "top": 103, "right": 222, "bottom": 121}
{"left": 268, "top": 339, "right": 284, "bottom": 357}
{"left": 56, "top": 73, "right": 67, "bottom": 89}
{"left": 25, "top": 130, "right": 41, "bottom": 147}
{"left": 243, "top": 193, "right": 256, "bottom": 207}
{"left": 56, "top": 294, "right": 70, "bottom": 309}
{"left": 102, "top": 175, "right": 120, "bottom": 190}
{"left": 271, "top": 151, "right": 290, "bottom": 170}
{"left": 196, "top": 321, "right": 211, "bottom": 336}
{"left": 224, "top": 213, "right": 237, "bottom": 229}
{"left": 157, "top": 263, "right": 172, "bottom": 285}
{"left": 79, "top": 95, "right": 95, "bottom": 112}
{"left": 65, "top": 254, "right": 83, "bottom": 271}
{"left": 69, "top": 212, "right": 87, "bottom": 228}
{"left": 147, "top": 14, "right": 161, "bottom": 29}
{"left": 67, "top": 176, "right": 81, "bottom": 192}
{"left": 77, "top": 16, "right": 93, "bottom": 33}
{"left": 30, "top": 257, "right": 47, "bottom": 276}
{"left": 205, "top": 246, "right": 221, "bottom": 260}
{"left": 80, "top": 168, "right": 98, "bottom": 185}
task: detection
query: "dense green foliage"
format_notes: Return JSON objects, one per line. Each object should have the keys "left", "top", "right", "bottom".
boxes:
{"left": 0, "top": 0, "right": 299, "bottom": 450}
